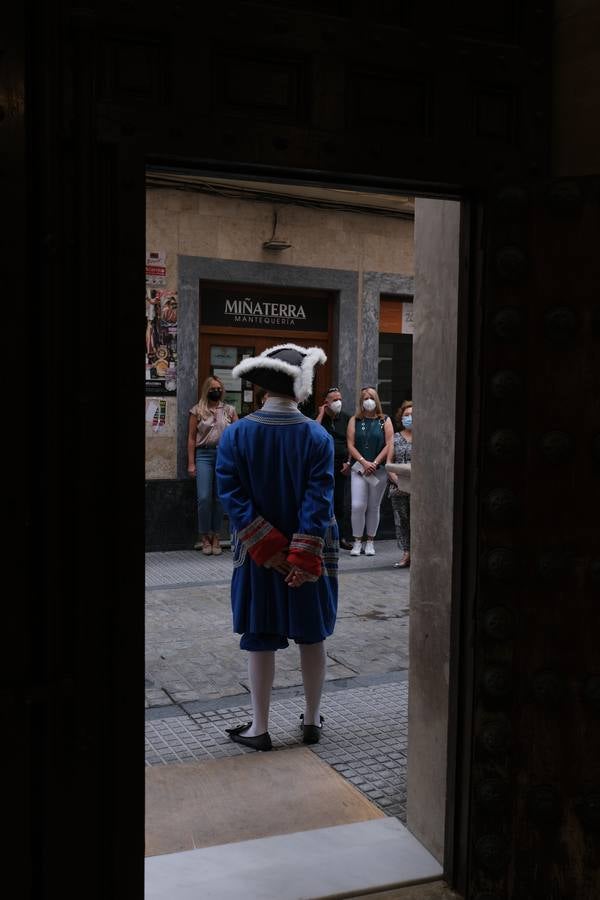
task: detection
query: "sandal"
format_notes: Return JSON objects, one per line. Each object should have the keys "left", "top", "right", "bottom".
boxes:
{"left": 201, "top": 537, "right": 212, "bottom": 555}
{"left": 394, "top": 555, "right": 410, "bottom": 568}
{"left": 211, "top": 535, "right": 223, "bottom": 556}
{"left": 226, "top": 722, "right": 272, "bottom": 752}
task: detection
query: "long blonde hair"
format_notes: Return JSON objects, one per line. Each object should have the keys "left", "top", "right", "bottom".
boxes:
{"left": 196, "top": 375, "right": 225, "bottom": 420}
{"left": 355, "top": 386, "right": 385, "bottom": 419}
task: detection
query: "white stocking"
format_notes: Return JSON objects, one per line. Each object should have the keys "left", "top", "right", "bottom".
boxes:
{"left": 299, "top": 641, "right": 326, "bottom": 726}
{"left": 242, "top": 651, "right": 275, "bottom": 736}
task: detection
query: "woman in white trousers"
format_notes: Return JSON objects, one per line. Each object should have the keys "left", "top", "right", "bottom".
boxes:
{"left": 346, "top": 387, "right": 394, "bottom": 556}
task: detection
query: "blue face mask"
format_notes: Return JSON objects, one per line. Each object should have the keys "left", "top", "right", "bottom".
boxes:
{"left": 402, "top": 415, "right": 412, "bottom": 428}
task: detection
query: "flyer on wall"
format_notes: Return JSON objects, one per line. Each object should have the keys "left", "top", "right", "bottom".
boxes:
{"left": 145, "top": 284, "right": 178, "bottom": 396}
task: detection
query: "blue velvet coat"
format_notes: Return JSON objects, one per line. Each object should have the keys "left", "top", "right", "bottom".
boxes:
{"left": 216, "top": 408, "right": 338, "bottom": 646}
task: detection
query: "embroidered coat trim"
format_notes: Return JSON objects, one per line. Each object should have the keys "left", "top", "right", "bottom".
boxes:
{"left": 238, "top": 515, "right": 288, "bottom": 566}
{"left": 288, "top": 532, "right": 325, "bottom": 577}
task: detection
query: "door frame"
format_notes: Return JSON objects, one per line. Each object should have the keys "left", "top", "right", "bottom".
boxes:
{"left": 162, "top": 163, "right": 475, "bottom": 887}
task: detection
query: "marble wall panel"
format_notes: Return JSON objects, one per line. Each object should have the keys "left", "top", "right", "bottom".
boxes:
{"left": 360, "top": 272, "right": 415, "bottom": 395}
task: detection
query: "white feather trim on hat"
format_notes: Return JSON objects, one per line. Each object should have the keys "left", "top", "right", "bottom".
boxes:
{"left": 232, "top": 343, "right": 327, "bottom": 402}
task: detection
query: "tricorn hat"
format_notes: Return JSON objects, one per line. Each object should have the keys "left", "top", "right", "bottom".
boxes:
{"left": 232, "top": 343, "right": 326, "bottom": 402}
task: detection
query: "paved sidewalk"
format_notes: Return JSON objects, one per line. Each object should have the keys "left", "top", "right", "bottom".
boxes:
{"left": 145, "top": 541, "right": 411, "bottom": 825}
{"left": 145, "top": 539, "right": 406, "bottom": 589}
{"left": 146, "top": 678, "right": 409, "bottom": 822}
{"left": 145, "top": 540, "right": 409, "bottom": 707}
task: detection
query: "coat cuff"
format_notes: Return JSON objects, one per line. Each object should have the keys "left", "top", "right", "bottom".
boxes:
{"left": 238, "top": 516, "right": 288, "bottom": 566}
{"left": 286, "top": 533, "right": 324, "bottom": 578}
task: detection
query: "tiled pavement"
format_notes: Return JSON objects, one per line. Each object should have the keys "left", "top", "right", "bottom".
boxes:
{"left": 145, "top": 541, "right": 410, "bottom": 823}
{"left": 145, "top": 539, "right": 406, "bottom": 589}
{"left": 145, "top": 678, "right": 409, "bottom": 822}
{"left": 145, "top": 540, "right": 409, "bottom": 706}
{"left": 146, "top": 548, "right": 236, "bottom": 589}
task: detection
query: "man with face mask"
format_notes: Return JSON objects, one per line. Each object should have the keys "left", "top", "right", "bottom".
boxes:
{"left": 316, "top": 388, "right": 353, "bottom": 550}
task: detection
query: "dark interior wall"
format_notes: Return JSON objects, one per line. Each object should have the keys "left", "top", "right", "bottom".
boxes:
{"left": 553, "top": 0, "right": 600, "bottom": 176}
{"left": 11, "top": 2, "right": 599, "bottom": 898}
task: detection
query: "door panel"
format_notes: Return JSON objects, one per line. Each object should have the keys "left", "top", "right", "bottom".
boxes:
{"left": 200, "top": 334, "right": 258, "bottom": 416}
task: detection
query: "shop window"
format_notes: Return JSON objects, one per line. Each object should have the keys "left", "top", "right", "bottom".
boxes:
{"left": 209, "top": 344, "right": 256, "bottom": 416}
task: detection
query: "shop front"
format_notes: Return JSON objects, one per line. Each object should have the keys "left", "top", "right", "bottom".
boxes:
{"left": 145, "top": 200, "right": 414, "bottom": 551}
{"left": 198, "top": 282, "right": 332, "bottom": 418}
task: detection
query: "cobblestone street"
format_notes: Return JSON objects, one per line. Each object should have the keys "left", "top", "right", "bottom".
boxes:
{"left": 145, "top": 540, "right": 411, "bottom": 821}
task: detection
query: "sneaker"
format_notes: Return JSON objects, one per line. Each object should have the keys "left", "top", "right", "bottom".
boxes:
{"left": 365, "top": 540, "right": 375, "bottom": 556}
{"left": 350, "top": 540, "right": 362, "bottom": 556}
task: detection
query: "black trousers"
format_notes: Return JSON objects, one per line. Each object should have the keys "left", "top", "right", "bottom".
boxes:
{"left": 333, "top": 458, "right": 351, "bottom": 540}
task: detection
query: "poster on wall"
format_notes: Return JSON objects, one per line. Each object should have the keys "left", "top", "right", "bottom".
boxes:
{"left": 145, "top": 286, "right": 178, "bottom": 395}
{"left": 145, "top": 398, "right": 168, "bottom": 433}
{"left": 146, "top": 250, "right": 167, "bottom": 287}
{"left": 401, "top": 303, "right": 415, "bottom": 334}
{"left": 213, "top": 367, "right": 242, "bottom": 393}
{"left": 210, "top": 345, "right": 238, "bottom": 367}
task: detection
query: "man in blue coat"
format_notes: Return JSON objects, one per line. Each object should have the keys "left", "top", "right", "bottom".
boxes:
{"left": 216, "top": 343, "right": 338, "bottom": 751}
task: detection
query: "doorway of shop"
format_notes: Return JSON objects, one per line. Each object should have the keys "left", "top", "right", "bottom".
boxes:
{"left": 144, "top": 173, "right": 468, "bottom": 899}
{"left": 198, "top": 281, "right": 333, "bottom": 420}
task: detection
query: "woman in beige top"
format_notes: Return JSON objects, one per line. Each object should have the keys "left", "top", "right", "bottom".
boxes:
{"left": 188, "top": 376, "right": 238, "bottom": 554}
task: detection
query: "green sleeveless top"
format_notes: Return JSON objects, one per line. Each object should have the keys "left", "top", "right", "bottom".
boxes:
{"left": 354, "top": 416, "right": 388, "bottom": 467}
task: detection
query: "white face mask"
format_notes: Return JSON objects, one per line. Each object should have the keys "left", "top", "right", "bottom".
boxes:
{"left": 329, "top": 400, "right": 342, "bottom": 414}
{"left": 362, "top": 398, "right": 376, "bottom": 412}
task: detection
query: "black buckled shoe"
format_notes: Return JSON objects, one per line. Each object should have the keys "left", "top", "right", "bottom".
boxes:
{"left": 300, "top": 714, "right": 324, "bottom": 744}
{"left": 226, "top": 722, "right": 272, "bottom": 752}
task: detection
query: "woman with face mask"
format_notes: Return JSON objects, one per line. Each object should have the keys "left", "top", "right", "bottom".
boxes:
{"left": 346, "top": 387, "right": 394, "bottom": 556}
{"left": 387, "top": 401, "right": 413, "bottom": 568}
{"left": 188, "top": 376, "right": 238, "bottom": 554}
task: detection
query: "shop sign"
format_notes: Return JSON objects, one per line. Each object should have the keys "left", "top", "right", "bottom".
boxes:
{"left": 201, "top": 287, "right": 329, "bottom": 332}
